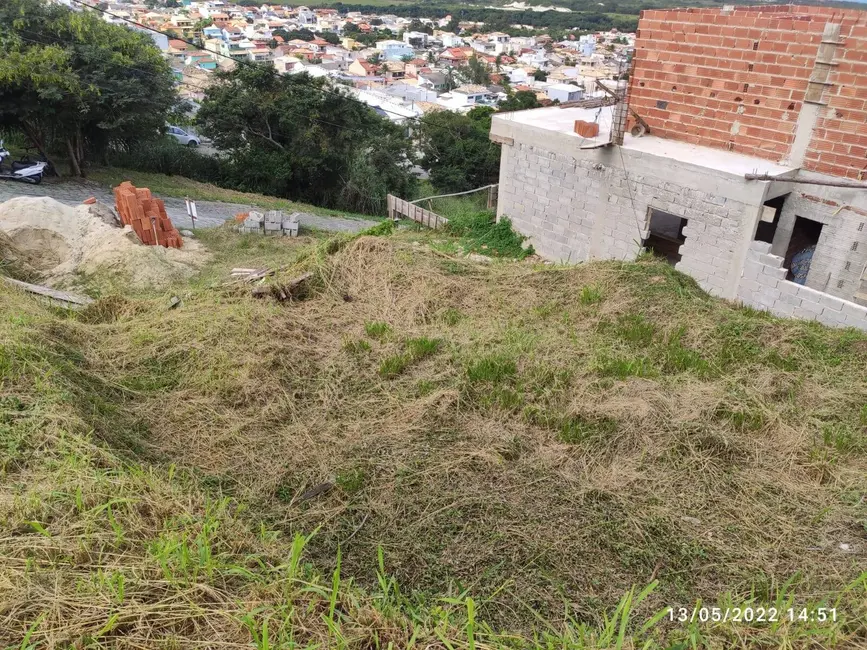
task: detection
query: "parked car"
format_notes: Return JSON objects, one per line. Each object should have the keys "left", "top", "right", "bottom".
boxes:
{"left": 167, "top": 125, "right": 199, "bottom": 147}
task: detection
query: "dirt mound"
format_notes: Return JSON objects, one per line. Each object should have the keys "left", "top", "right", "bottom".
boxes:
{"left": 0, "top": 197, "right": 209, "bottom": 289}
{"left": 0, "top": 229, "right": 37, "bottom": 280}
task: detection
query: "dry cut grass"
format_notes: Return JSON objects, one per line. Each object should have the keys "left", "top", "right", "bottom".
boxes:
{"left": 0, "top": 226, "right": 865, "bottom": 649}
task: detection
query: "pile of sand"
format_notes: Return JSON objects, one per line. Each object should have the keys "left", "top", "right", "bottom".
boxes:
{"left": 0, "top": 197, "right": 209, "bottom": 290}
{"left": 0, "top": 229, "right": 38, "bottom": 280}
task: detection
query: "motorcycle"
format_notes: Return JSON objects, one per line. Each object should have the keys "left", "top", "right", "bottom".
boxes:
{"left": 0, "top": 140, "right": 48, "bottom": 184}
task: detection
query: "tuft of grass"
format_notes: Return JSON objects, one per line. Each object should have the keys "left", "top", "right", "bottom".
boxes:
{"left": 379, "top": 353, "right": 410, "bottom": 378}
{"left": 405, "top": 336, "right": 441, "bottom": 360}
{"left": 594, "top": 353, "right": 656, "bottom": 379}
{"left": 343, "top": 338, "right": 371, "bottom": 355}
{"left": 579, "top": 285, "right": 603, "bottom": 305}
{"left": 466, "top": 353, "right": 518, "bottom": 384}
{"left": 559, "top": 414, "right": 619, "bottom": 444}
{"left": 364, "top": 321, "right": 392, "bottom": 340}
{"left": 614, "top": 314, "right": 656, "bottom": 346}
{"left": 379, "top": 337, "right": 441, "bottom": 378}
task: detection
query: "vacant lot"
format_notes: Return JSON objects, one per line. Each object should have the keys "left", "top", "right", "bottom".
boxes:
{"left": 1, "top": 225, "right": 865, "bottom": 648}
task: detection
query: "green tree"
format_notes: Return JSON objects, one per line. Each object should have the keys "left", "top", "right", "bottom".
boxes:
{"left": 444, "top": 66, "right": 459, "bottom": 91}
{"left": 408, "top": 19, "right": 433, "bottom": 36}
{"left": 196, "top": 65, "right": 416, "bottom": 214}
{"left": 461, "top": 55, "right": 491, "bottom": 86}
{"left": 498, "top": 90, "right": 541, "bottom": 112}
{"left": 320, "top": 31, "right": 340, "bottom": 45}
{"left": 343, "top": 22, "right": 360, "bottom": 34}
{"left": 0, "top": 0, "right": 177, "bottom": 175}
{"left": 426, "top": 50, "right": 437, "bottom": 64}
{"left": 532, "top": 69, "right": 548, "bottom": 81}
{"left": 417, "top": 106, "right": 500, "bottom": 193}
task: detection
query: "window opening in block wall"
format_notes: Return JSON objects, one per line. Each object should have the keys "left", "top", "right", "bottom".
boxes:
{"left": 754, "top": 194, "right": 788, "bottom": 244}
{"left": 644, "top": 208, "right": 687, "bottom": 265}
{"left": 784, "top": 216, "right": 823, "bottom": 285}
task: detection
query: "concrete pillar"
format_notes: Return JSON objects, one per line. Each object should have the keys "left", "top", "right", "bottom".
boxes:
{"left": 783, "top": 22, "right": 841, "bottom": 167}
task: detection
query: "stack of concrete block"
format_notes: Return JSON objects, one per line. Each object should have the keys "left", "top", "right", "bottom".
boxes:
{"left": 237, "top": 210, "right": 299, "bottom": 237}
{"left": 264, "top": 210, "right": 283, "bottom": 235}
{"left": 283, "top": 212, "right": 300, "bottom": 237}
{"left": 240, "top": 211, "right": 264, "bottom": 234}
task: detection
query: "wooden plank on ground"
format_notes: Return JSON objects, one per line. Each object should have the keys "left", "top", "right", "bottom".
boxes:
{"left": 2, "top": 276, "right": 94, "bottom": 310}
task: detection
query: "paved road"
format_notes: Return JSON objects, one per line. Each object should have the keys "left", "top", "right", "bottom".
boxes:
{"left": 0, "top": 178, "right": 377, "bottom": 233}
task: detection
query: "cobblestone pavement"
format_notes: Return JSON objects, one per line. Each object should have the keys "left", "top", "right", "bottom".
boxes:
{"left": 0, "top": 178, "right": 377, "bottom": 233}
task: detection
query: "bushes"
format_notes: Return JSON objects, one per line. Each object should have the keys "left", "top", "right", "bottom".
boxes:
{"left": 445, "top": 210, "right": 534, "bottom": 259}
{"left": 107, "top": 139, "right": 229, "bottom": 185}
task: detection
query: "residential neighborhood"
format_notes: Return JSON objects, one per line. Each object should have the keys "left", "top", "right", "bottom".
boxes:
{"left": 60, "top": 0, "right": 634, "bottom": 118}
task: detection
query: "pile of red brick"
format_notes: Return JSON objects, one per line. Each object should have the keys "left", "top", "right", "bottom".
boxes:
{"left": 113, "top": 181, "right": 183, "bottom": 248}
{"left": 574, "top": 120, "right": 600, "bottom": 139}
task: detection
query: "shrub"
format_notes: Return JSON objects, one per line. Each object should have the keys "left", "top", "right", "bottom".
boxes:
{"left": 445, "top": 211, "right": 533, "bottom": 259}
{"left": 107, "top": 139, "right": 229, "bottom": 185}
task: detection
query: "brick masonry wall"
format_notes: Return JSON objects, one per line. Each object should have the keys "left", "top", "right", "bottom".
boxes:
{"left": 769, "top": 188, "right": 867, "bottom": 301}
{"left": 740, "top": 240, "right": 867, "bottom": 330}
{"left": 803, "top": 15, "right": 867, "bottom": 179}
{"left": 629, "top": 5, "right": 867, "bottom": 173}
{"left": 496, "top": 125, "right": 766, "bottom": 298}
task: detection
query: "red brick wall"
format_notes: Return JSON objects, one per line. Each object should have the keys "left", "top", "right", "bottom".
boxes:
{"left": 628, "top": 5, "right": 867, "bottom": 178}
{"left": 804, "top": 16, "right": 867, "bottom": 179}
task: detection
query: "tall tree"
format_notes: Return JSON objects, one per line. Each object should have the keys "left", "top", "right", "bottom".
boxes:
{"left": 498, "top": 90, "right": 541, "bottom": 112}
{"left": 417, "top": 107, "right": 500, "bottom": 193}
{"left": 196, "top": 65, "right": 416, "bottom": 214}
{"left": 461, "top": 55, "right": 491, "bottom": 86}
{"left": 0, "top": 0, "right": 177, "bottom": 175}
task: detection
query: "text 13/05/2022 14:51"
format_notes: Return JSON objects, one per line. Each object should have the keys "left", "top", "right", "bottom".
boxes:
{"left": 668, "top": 607, "right": 837, "bottom": 624}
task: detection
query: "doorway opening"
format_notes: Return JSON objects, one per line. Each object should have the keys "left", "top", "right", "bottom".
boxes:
{"left": 644, "top": 208, "right": 687, "bottom": 265}
{"left": 783, "top": 215, "right": 823, "bottom": 285}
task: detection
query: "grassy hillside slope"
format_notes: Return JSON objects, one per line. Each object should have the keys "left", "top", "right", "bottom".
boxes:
{"left": 1, "top": 226, "right": 865, "bottom": 648}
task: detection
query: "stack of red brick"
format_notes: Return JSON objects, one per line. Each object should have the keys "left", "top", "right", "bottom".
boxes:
{"left": 113, "top": 181, "right": 183, "bottom": 248}
{"left": 574, "top": 120, "right": 600, "bottom": 138}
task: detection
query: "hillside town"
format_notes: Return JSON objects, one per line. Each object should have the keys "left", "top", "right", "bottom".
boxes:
{"left": 63, "top": 1, "right": 634, "bottom": 120}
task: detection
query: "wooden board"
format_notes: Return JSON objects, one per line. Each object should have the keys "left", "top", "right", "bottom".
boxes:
{"left": 2, "top": 276, "right": 94, "bottom": 310}
{"left": 387, "top": 195, "right": 448, "bottom": 229}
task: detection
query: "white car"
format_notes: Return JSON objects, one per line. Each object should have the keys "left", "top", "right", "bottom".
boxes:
{"left": 167, "top": 125, "right": 199, "bottom": 147}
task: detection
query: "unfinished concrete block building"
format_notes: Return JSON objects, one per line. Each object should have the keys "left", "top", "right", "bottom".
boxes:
{"left": 491, "top": 4, "right": 867, "bottom": 330}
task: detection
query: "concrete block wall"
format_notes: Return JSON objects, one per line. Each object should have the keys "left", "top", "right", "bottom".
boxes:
{"left": 495, "top": 119, "right": 769, "bottom": 298}
{"left": 739, "top": 240, "right": 867, "bottom": 330}
{"left": 770, "top": 187, "right": 867, "bottom": 301}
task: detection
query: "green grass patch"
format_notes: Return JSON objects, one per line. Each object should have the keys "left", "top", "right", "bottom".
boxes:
{"left": 579, "top": 285, "right": 603, "bottom": 305}
{"left": 87, "top": 166, "right": 373, "bottom": 221}
{"left": 559, "top": 414, "right": 619, "bottom": 444}
{"left": 364, "top": 321, "right": 392, "bottom": 340}
{"left": 466, "top": 353, "right": 517, "bottom": 384}
{"left": 443, "top": 209, "right": 534, "bottom": 259}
